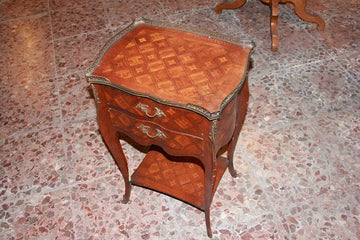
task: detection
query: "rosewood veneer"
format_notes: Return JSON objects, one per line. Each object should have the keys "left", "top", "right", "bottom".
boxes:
{"left": 85, "top": 18, "right": 254, "bottom": 237}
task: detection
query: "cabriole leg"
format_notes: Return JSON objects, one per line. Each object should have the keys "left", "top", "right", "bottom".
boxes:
{"left": 227, "top": 79, "right": 249, "bottom": 178}
{"left": 215, "top": 0, "right": 247, "bottom": 14}
{"left": 93, "top": 85, "right": 131, "bottom": 203}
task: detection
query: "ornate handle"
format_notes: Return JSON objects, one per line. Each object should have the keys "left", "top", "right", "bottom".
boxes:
{"left": 137, "top": 124, "right": 166, "bottom": 139}
{"left": 136, "top": 103, "right": 166, "bottom": 118}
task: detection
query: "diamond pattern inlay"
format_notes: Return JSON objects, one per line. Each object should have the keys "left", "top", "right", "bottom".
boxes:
{"left": 132, "top": 150, "right": 205, "bottom": 200}
{"left": 92, "top": 24, "right": 250, "bottom": 112}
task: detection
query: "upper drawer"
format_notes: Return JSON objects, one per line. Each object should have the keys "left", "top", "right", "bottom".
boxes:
{"left": 103, "top": 86, "right": 209, "bottom": 137}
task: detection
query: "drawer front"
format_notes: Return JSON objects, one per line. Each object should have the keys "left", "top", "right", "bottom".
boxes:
{"left": 109, "top": 109, "right": 204, "bottom": 158}
{"left": 103, "top": 86, "right": 209, "bottom": 137}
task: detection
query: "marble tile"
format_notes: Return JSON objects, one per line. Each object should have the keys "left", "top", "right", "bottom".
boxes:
{"left": 258, "top": 24, "right": 329, "bottom": 69}
{"left": 50, "top": 2, "right": 108, "bottom": 39}
{"left": 57, "top": 73, "right": 97, "bottom": 123}
{"left": 230, "top": 0, "right": 273, "bottom": 49}
{"left": 166, "top": 8, "right": 247, "bottom": 38}
{"left": 69, "top": 175, "right": 165, "bottom": 239}
{"left": 239, "top": 122, "right": 335, "bottom": 198}
{"left": 62, "top": 119, "right": 117, "bottom": 183}
{"left": 313, "top": 109, "right": 360, "bottom": 181}
{"left": 0, "top": 13, "right": 51, "bottom": 51}
{"left": 0, "top": 79, "right": 61, "bottom": 138}
{"left": 49, "top": 0, "right": 102, "bottom": 10}
{"left": 233, "top": 122, "right": 359, "bottom": 239}
{"left": 1, "top": 186, "right": 73, "bottom": 239}
{"left": 0, "top": 127, "right": 67, "bottom": 198}
{"left": 244, "top": 70, "right": 309, "bottom": 132}
{"left": 275, "top": 2, "right": 325, "bottom": 30}
{"left": 0, "top": 14, "right": 55, "bottom": 86}
{"left": 231, "top": 1, "right": 330, "bottom": 69}
{"left": 103, "top": 0, "right": 167, "bottom": 29}
{"left": 305, "top": 0, "right": 360, "bottom": 21}
{"left": 0, "top": 0, "right": 48, "bottom": 21}
{"left": 271, "top": 58, "right": 359, "bottom": 115}
{"left": 341, "top": 54, "right": 360, "bottom": 81}
{"left": 244, "top": 57, "right": 360, "bottom": 134}
{"left": 53, "top": 29, "right": 113, "bottom": 75}
{"left": 299, "top": 0, "right": 360, "bottom": 63}
{"left": 308, "top": 12, "right": 359, "bottom": 58}
{"left": 160, "top": 0, "right": 219, "bottom": 13}
{"left": 270, "top": 195, "right": 358, "bottom": 239}
{"left": 0, "top": 47, "right": 56, "bottom": 88}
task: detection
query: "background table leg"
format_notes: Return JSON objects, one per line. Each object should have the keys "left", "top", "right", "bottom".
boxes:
{"left": 270, "top": 0, "right": 279, "bottom": 51}
{"left": 215, "top": 0, "right": 247, "bottom": 14}
{"left": 282, "top": 0, "right": 325, "bottom": 30}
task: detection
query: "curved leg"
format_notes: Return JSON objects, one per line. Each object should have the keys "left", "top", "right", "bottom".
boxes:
{"left": 227, "top": 79, "right": 249, "bottom": 177}
{"left": 205, "top": 209, "right": 212, "bottom": 238}
{"left": 282, "top": 0, "right": 325, "bottom": 30}
{"left": 270, "top": 0, "right": 279, "bottom": 51}
{"left": 100, "top": 129, "right": 131, "bottom": 203}
{"left": 94, "top": 85, "right": 131, "bottom": 203}
{"left": 215, "top": 0, "right": 247, "bottom": 14}
{"left": 202, "top": 141, "right": 217, "bottom": 238}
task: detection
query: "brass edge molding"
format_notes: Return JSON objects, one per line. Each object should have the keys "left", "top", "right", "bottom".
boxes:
{"left": 86, "top": 68, "right": 248, "bottom": 121}
{"left": 85, "top": 17, "right": 255, "bottom": 77}
{"left": 85, "top": 19, "right": 139, "bottom": 76}
{"left": 209, "top": 120, "right": 218, "bottom": 144}
{"left": 87, "top": 75, "right": 217, "bottom": 120}
{"left": 219, "top": 57, "right": 250, "bottom": 111}
{"left": 90, "top": 84, "right": 100, "bottom": 104}
{"left": 87, "top": 74, "right": 248, "bottom": 121}
{"left": 85, "top": 17, "right": 254, "bottom": 121}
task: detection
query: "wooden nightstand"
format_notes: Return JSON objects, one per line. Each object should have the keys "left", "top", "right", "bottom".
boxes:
{"left": 85, "top": 18, "right": 254, "bottom": 237}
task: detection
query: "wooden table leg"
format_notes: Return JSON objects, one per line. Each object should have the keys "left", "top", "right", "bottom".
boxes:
{"left": 93, "top": 85, "right": 131, "bottom": 204}
{"left": 270, "top": 0, "right": 279, "bottom": 51}
{"left": 215, "top": 0, "right": 247, "bottom": 14}
{"left": 227, "top": 79, "right": 249, "bottom": 177}
{"left": 215, "top": 0, "right": 325, "bottom": 51}
{"left": 281, "top": 0, "right": 325, "bottom": 31}
{"left": 202, "top": 142, "right": 216, "bottom": 238}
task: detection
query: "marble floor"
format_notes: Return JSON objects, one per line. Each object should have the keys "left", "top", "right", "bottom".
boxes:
{"left": 0, "top": 0, "right": 359, "bottom": 239}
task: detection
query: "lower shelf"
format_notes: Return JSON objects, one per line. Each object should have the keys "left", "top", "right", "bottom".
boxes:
{"left": 131, "top": 148, "right": 228, "bottom": 210}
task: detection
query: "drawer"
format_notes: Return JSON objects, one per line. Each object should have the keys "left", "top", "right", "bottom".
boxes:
{"left": 103, "top": 86, "right": 208, "bottom": 137}
{"left": 108, "top": 109, "right": 204, "bottom": 158}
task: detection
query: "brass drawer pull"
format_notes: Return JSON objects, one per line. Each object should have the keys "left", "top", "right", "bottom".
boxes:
{"left": 136, "top": 103, "right": 166, "bottom": 118}
{"left": 137, "top": 124, "right": 167, "bottom": 139}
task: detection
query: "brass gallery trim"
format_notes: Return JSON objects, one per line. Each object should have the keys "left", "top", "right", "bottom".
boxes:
{"left": 85, "top": 17, "right": 255, "bottom": 75}
{"left": 91, "top": 84, "right": 100, "bottom": 104}
{"left": 85, "top": 17, "right": 254, "bottom": 121}
{"left": 87, "top": 74, "right": 247, "bottom": 121}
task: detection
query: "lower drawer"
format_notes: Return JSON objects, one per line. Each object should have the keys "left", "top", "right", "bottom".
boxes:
{"left": 109, "top": 109, "right": 204, "bottom": 158}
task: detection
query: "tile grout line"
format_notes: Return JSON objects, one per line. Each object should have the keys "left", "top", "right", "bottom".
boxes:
{"left": 239, "top": 110, "right": 338, "bottom": 143}
{"left": 301, "top": 25, "right": 360, "bottom": 82}
{"left": 303, "top": 26, "right": 360, "bottom": 84}
{"left": 47, "top": 0, "right": 58, "bottom": 78}
{"left": 99, "top": 0, "right": 112, "bottom": 30}
{"left": 0, "top": 0, "right": 70, "bottom": 203}
{"left": 308, "top": 109, "right": 360, "bottom": 183}
{"left": 329, "top": 54, "right": 360, "bottom": 84}
{"left": 0, "top": 11, "right": 48, "bottom": 24}
{"left": 46, "top": 0, "right": 72, "bottom": 199}
{"left": 50, "top": 20, "right": 110, "bottom": 42}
